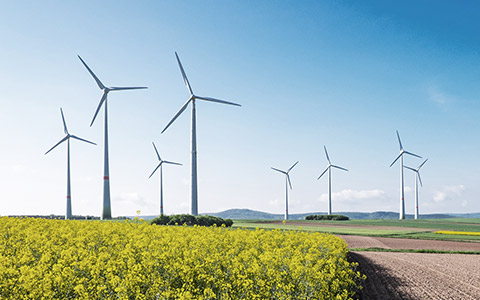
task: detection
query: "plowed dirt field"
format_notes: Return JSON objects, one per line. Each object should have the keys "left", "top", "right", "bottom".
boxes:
{"left": 344, "top": 236, "right": 480, "bottom": 299}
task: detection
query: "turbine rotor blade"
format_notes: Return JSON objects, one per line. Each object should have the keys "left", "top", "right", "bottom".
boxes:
{"left": 332, "top": 165, "right": 348, "bottom": 172}
{"left": 396, "top": 130, "right": 403, "bottom": 150}
{"left": 390, "top": 153, "right": 402, "bottom": 167}
{"left": 418, "top": 158, "right": 428, "bottom": 170}
{"left": 70, "top": 135, "right": 96, "bottom": 145}
{"left": 288, "top": 161, "right": 299, "bottom": 172}
{"left": 324, "top": 146, "right": 331, "bottom": 164}
{"left": 271, "top": 167, "right": 287, "bottom": 175}
{"left": 195, "top": 96, "right": 241, "bottom": 107}
{"left": 152, "top": 142, "right": 161, "bottom": 161}
{"left": 317, "top": 166, "right": 329, "bottom": 180}
{"left": 404, "top": 150, "right": 422, "bottom": 159}
{"left": 287, "top": 174, "right": 292, "bottom": 189}
{"left": 110, "top": 86, "right": 148, "bottom": 91}
{"left": 60, "top": 108, "right": 68, "bottom": 134}
{"left": 175, "top": 52, "right": 194, "bottom": 96}
{"left": 163, "top": 160, "right": 183, "bottom": 166}
{"left": 161, "top": 99, "right": 191, "bottom": 134}
{"left": 78, "top": 55, "right": 105, "bottom": 90}
{"left": 418, "top": 173, "right": 424, "bottom": 187}
{"left": 45, "top": 136, "right": 69, "bottom": 155}
{"left": 403, "top": 165, "right": 416, "bottom": 172}
{"left": 149, "top": 163, "right": 162, "bottom": 179}
{"left": 90, "top": 92, "right": 108, "bottom": 127}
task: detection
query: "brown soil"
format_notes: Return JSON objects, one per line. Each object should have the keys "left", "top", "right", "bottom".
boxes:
{"left": 340, "top": 235, "right": 480, "bottom": 251}
{"left": 342, "top": 236, "right": 480, "bottom": 299}
{"left": 350, "top": 252, "right": 480, "bottom": 300}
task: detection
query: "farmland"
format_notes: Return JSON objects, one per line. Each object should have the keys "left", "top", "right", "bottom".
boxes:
{"left": 0, "top": 217, "right": 363, "bottom": 299}
{"left": 233, "top": 218, "right": 480, "bottom": 242}
{"left": 234, "top": 218, "right": 480, "bottom": 299}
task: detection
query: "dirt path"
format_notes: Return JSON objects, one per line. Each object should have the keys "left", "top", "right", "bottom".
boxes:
{"left": 339, "top": 235, "right": 480, "bottom": 251}
{"left": 350, "top": 252, "right": 480, "bottom": 300}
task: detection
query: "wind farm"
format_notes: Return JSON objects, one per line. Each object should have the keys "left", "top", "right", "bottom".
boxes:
{"left": 1, "top": 2, "right": 478, "bottom": 221}
{"left": 3, "top": 2, "right": 480, "bottom": 299}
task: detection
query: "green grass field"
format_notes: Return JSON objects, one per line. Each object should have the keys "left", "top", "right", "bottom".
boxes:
{"left": 232, "top": 218, "right": 480, "bottom": 242}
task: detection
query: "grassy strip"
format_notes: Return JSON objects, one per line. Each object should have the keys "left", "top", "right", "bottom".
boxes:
{"left": 349, "top": 247, "right": 480, "bottom": 255}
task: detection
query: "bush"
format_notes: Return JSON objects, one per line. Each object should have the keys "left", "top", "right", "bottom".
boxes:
{"left": 151, "top": 214, "right": 233, "bottom": 227}
{"left": 151, "top": 214, "right": 170, "bottom": 225}
{"left": 305, "top": 214, "right": 349, "bottom": 221}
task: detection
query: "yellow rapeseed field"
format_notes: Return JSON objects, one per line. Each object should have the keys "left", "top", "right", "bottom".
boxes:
{"left": 434, "top": 230, "right": 480, "bottom": 236}
{"left": 0, "top": 217, "right": 364, "bottom": 299}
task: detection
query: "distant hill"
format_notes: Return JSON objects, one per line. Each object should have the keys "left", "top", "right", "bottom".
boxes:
{"left": 16, "top": 209, "right": 476, "bottom": 221}
{"left": 205, "top": 209, "right": 477, "bottom": 220}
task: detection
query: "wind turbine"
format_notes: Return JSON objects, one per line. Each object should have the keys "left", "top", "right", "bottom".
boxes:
{"left": 148, "top": 142, "right": 182, "bottom": 216}
{"left": 161, "top": 52, "right": 241, "bottom": 216}
{"left": 78, "top": 55, "right": 147, "bottom": 220}
{"left": 404, "top": 159, "right": 428, "bottom": 220}
{"left": 271, "top": 161, "right": 299, "bottom": 220}
{"left": 389, "top": 130, "right": 422, "bottom": 220}
{"left": 45, "top": 108, "right": 96, "bottom": 220}
{"left": 317, "top": 146, "right": 348, "bottom": 215}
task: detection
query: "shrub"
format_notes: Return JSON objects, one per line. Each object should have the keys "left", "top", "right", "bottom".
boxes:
{"left": 151, "top": 214, "right": 233, "bottom": 227}
{"left": 306, "top": 214, "right": 349, "bottom": 221}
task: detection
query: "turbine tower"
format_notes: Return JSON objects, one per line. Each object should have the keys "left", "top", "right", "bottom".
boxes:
{"left": 389, "top": 130, "right": 421, "bottom": 220}
{"left": 78, "top": 55, "right": 147, "bottom": 220}
{"left": 271, "top": 161, "right": 299, "bottom": 220}
{"left": 317, "top": 146, "right": 348, "bottom": 215}
{"left": 162, "top": 52, "right": 241, "bottom": 216}
{"left": 148, "top": 142, "right": 182, "bottom": 216}
{"left": 45, "top": 108, "right": 96, "bottom": 220}
{"left": 404, "top": 159, "right": 428, "bottom": 220}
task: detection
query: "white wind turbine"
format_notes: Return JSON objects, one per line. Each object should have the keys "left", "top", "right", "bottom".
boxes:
{"left": 45, "top": 108, "right": 96, "bottom": 220}
{"left": 161, "top": 52, "right": 241, "bottom": 216}
{"left": 389, "top": 130, "right": 422, "bottom": 220}
{"left": 404, "top": 159, "right": 428, "bottom": 220}
{"left": 271, "top": 161, "right": 299, "bottom": 220}
{"left": 317, "top": 146, "right": 348, "bottom": 215}
{"left": 78, "top": 55, "right": 147, "bottom": 220}
{"left": 148, "top": 142, "right": 182, "bottom": 216}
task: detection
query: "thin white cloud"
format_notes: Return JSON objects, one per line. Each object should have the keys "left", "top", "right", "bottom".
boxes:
{"left": 318, "top": 189, "right": 385, "bottom": 203}
{"left": 433, "top": 185, "right": 465, "bottom": 203}
{"left": 114, "top": 192, "right": 151, "bottom": 207}
{"left": 268, "top": 198, "right": 280, "bottom": 207}
{"left": 427, "top": 85, "right": 456, "bottom": 106}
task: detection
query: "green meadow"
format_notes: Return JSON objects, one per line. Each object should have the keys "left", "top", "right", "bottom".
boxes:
{"left": 233, "top": 218, "right": 480, "bottom": 241}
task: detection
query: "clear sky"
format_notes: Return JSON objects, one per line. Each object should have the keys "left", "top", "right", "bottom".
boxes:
{"left": 1, "top": 1, "right": 479, "bottom": 217}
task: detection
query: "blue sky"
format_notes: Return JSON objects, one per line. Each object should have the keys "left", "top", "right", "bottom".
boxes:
{"left": 1, "top": 1, "right": 479, "bottom": 217}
